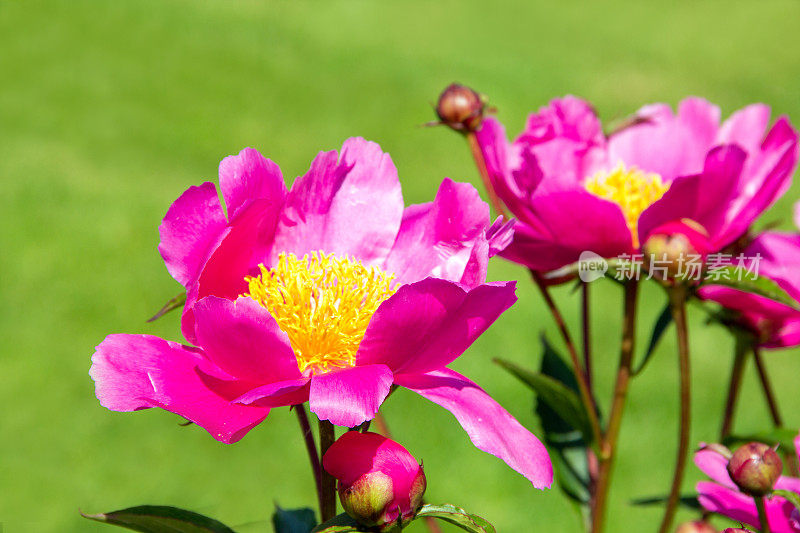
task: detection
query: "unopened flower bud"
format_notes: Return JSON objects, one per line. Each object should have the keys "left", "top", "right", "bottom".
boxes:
{"left": 726, "top": 442, "right": 782, "bottom": 497}
{"left": 435, "top": 83, "right": 488, "bottom": 133}
{"left": 643, "top": 219, "right": 711, "bottom": 282}
{"left": 323, "top": 431, "right": 426, "bottom": 532}
{"left": 676, "top": 520, "right": 717, "bottom": 533}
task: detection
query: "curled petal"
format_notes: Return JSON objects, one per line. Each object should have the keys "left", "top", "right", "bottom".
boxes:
{"left": 90, "top": 334, "right": 268, "bottom": 443}
{"left": 395, "top": 369, "right": 553, "bottom": 488}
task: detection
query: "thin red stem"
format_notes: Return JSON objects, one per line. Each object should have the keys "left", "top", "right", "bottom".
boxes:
{"left": 658, "top": 286, "right": 691, "bottom": 533}
{"left": 591, "top": 280, "right": 639, "bottom": 533}
{"left": 294, "top": 405, "right": 322, "bottom": 506}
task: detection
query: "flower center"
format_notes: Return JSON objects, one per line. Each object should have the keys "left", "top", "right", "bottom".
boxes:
{"left": 584, "top": 164, "right": 669, "bottom": 248}
{"left": 245, "top": 251, "right": 399, "bottom": 374}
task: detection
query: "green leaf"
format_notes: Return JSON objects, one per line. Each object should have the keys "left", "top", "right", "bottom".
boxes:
{"left": 630, "top": 495, "right": 701, "bottom": 510}
{"left": 700, "top": 266, "right": 799, "bottom": 309}
{"left": 81, "top": 505, "right": 236, "bottom": 532}
{"left": 309, "top": 513, "right": 360, "bottom": 533}
{"left": 534, "top": 338, "right": 593, "bottom": 522}
{"left": 494, "top": 357, "right": 593, "bottom": 445}
{"left": 416, "top": 504, "right": 496, "bottom": 533}
{"left": 632, "top": 303, "right": 672, "bottom": 376}
{"left": 774, "top": 490, "right": 800, "bottom": 514}
{"left": 273, "top": 505, "right": 317, "bottom": 533}
{"left": 147, "top": 292, "right": 187, "bottom": 322}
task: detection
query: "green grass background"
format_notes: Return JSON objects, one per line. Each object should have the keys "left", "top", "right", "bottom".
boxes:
{"left": 2, "top": 1, "right": 800, "bottom": 531}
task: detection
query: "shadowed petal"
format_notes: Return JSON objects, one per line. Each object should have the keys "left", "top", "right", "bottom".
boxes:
{"left": 357, "top": 278, "right": 516, "bottom": 374}
{"left": 193, "top": 296, "right": 299, "bottom": 383}
{"left": 158, "top": 182, "right": 228, "bottom": 287}
{"left": 309, "top": 364, "right": 394, "bottom": 427}
{"left": 638, "top": 145, "right": 746, "bottom": 248}
{"left": 694, "top": 446, "right": 736, "bottom": 488}
{"left": 90, "top": 334, "right": 269, "bottom": 443}
{"left": 219, "top": 147, "right": 287, "bottom": 221}
{"left": 394, "top": 369, "right": 553, "bottom": 488}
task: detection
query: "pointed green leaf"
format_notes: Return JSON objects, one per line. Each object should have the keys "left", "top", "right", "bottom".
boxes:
{"left": 81, "top": 505, "right": 235, "bottom": 532}
{"left": 309, "top": 513, "right": 360, "bottom": 533}
{"left": 700, "top": 266, "right": 799, "bottom": 309}
{"left": 416, "top": 504, "right": 496, "bottom": 533}
{"left": 494, "top": 357, "right": 593, "bottom": 446}
{"left": 273, "top": 505, "right": 317, "bottom": 533}
{"left": 630, "top": 495, "right": 701, "bottom": 510}
{"left": 774, "top": 490, "right": 800, "bottom": 514}
{"left": 147, "top": 292, "right": 187, "bottom": 322}
{"left": 534, "top": 338, "right": 592, "bottom": 527}
{"left": 633, "top": 303, "right": 672, "bottom": 376}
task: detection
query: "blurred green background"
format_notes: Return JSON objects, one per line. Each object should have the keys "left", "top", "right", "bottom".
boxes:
{"left": 2, "top": 1, "right": 800, "bottom": 531}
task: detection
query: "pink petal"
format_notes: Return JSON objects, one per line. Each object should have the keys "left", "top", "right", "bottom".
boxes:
{"left": 383, "top": 179, "right": 490, "bottom": 286}
{"left": 90, "top": 334, "right": 269, "bottom": 443}
{"left": 273, "top": 137, "right": 403, "bottom": 266}
{"left": 608, "top": 98, "right": 720, "bottom": 181}
{"left": 515, "top": 96, "right": 607, "bottom": 190}
{"left": 158, "top": 182, "right": 229, "bottom": 287}
{"left": 502, "top": 190, "right": 632, "bottom": 271}
{"left": 459, "top": 217, "right": 515, "bottom": 288}
{"left": 323, "top": 431, "right": 421, "bottom": 488}
{"left": 697, "top": 481, "right": 758, "bottom": 525}
{"left": 694, "top": 446, "right": 737, "bottom": 488}
{"left": 638, "top": 145, "right": 747, "bottom": 248}
{"left": 233, "top": 378, "right": 311, "bottom": 407}
{"left": 475, "top": 118, "right": 550, "bottom": 231}
{"left": 394, "top": 369, "right": 553, "bottom": 488}
{"left": 182, "top": 197, "right": 284, "bottom": 342}
{"left": 357, "top": 278, "right": 516, "bottom": 374}
{"left": 219, "top": 147, "right": 287, "bottom": 221}
{"left": 309, "top": 364, "right": 394, "bottom": 427}
{"left": 192, "top": 296, "right": 300, "bottom": 383}
{"left": 717, "top": 104, "right": 771, "bottom": 157}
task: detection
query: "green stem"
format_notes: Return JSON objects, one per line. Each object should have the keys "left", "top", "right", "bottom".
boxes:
{"left": 720, "top": 336, "right": 749, "bottom": 440}
{"left": 755, "top": 495, "right": 770, "bottom": 533}
{"left": 318, "top": 420, "right": 337, "bottom": 522}
{"left": 591, "top": 280, "right": 639, "bottom": 533}
{"left": 658, "top": 285, "right": 691, "bottom": 533}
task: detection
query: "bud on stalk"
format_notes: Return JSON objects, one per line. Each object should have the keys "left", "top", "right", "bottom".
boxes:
{"left": 726, "top": 442, "right": 783, "bottom": 497}
{"left": 435, "top": 83, "right": 488, "bottom": 133}
{"left": 323, "top": 431, "right": 426, "bottom": 532}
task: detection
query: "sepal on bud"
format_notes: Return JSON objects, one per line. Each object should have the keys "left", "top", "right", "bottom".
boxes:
{"left": 726, "top": 442, "right": 783, "bottom": 497}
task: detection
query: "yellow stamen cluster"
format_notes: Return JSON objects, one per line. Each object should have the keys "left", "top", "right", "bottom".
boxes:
{"left": 584, "top": 164, "right": 669, "bottom": 248}
{"left": 245, "top": 251, "right": 398, "bottom": 374}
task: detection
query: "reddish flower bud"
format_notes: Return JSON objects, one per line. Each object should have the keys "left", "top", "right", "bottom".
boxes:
{"left": 323, "top": 431, "right": 426, "bottom": 532}
{"left": 726, "top": 442, "right": 783, "bottom": 497}
{"left": 435, "top": 83, "right": 488, "bottom": 133}
{"left": 676, "top": 520, "right": 717, "bottom": 533}
{"left": 643, "top": 219, "right": 712, "bottom": 282}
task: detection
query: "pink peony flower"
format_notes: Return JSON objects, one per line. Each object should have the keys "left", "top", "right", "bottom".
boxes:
{"left": 476, "top": 96, "right": 798, "bottom": 273}
{"left": 323, "top": 431, "right": 425, "bottom": 531}
{"left": 90, "top": 137, "right": 552, "bottom": 488}
{"left": 695, "top": 434, "right": 800, "bottom": 532}
{"left": 698, "top": 205, "right": 800, "bottom": 348}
